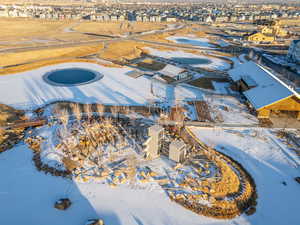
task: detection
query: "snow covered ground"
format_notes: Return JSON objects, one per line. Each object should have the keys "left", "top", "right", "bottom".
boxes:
{"left": 189, "top": 127, "right": 300, "bottom": 225}
{"left": 0, "top": 62, "right": 204, "bottom": 110}
{"left": 2, "top": 126, "right": 298, "bottom": 225}
{"left": 145, "top": 47, "right": 230, "bottom": 71}
{"left": 0, "top": 143, "right": 253, "bottom": 225}
{"left": 217, "top": 39, "right": 230, "bottom": 47}
{"left": 166, "top": 36, "right": 215, "bottom": 48}
{"left": 1, "top": 55, "right": 298, "bottom": 225}
{"left": 205, "top": 95, "right": 258, "bottom": 125}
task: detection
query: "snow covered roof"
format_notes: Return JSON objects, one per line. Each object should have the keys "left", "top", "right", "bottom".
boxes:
{"left": 159, "top": 64, "right": 185, "bottom": 78}
{"left": 228, "top": 61, "right": 300, "bottom": 110}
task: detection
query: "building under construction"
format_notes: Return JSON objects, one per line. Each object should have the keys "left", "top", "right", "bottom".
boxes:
{"left": 145, "top": 125, "right": 187, "bottom": 163}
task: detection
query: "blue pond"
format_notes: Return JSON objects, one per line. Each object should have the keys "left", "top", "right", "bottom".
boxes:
{"left": 43, "top": 68, "right": 103, "bottom": 86}
{"left": 172, "top": 57, "right": 211, "bottom": 65}
{"left": 174, "top": 38, "right": 213, "bottom": 48}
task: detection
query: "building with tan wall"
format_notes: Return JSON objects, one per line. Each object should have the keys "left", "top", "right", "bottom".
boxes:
{"left": 144, "top": 125, "right": 164, "bottom": 159}
{"left": 169, "top": 140, "right": 186, "bottom": 163}
{"left": 247, "top": 32, "right": 275, "bottom": 43}
{"left": 229, "top": 61, "right": 300, "bottom": 120}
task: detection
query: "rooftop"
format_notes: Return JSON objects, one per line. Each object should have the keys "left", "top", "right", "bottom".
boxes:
{"left": 159, "top": 64, "right": 185, "bottom": 78}
{"left": 228, "top": 61, "right": 300, "bottom": 110}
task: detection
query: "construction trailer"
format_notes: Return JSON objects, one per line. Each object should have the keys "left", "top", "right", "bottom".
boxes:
{"left": 228, "top": 61, "right": 300, "bottom": 120}
{"left": 144, "top": 125, "right": 164, "bottom": 159}
{"left": 169, "top": 140, "right": 186, "bottom": 163}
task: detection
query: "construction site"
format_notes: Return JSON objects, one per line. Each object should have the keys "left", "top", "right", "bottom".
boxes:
{"left": 0, "top": 13, "right": 299, "bottom": 225}
{"left": 9, "top": 100, "right": 256, "bottom": 220}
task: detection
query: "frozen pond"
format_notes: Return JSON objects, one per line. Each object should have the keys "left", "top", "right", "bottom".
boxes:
{"left": 43, "top": 68, "right": 103, "bottom": 86}
{"left": 172, "top": 57, "right": 211, "bottom": 65}
{"left": 166, "top": 36, "right": 215, "bottom": 48}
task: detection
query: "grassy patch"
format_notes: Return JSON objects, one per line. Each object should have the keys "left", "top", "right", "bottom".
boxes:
{"left": 0, "top": 58, "right": 118, "bottom": 75}
{"left": 136, "top": 58, "right": 166, "bottom": 71}
{"left": 0, "top": 44, "right": 103, "bottom": 68}
{"left": 188, "top": 77, "right": 215, "bottom": 90}
{"left": 188, "top": 77, "right": 228, "bottom": 90}
{"left": 73, "top": 21, "right": 167, "bottom": 36}
{"left": 160, "top": 75, "right": 176, "bottom": 83}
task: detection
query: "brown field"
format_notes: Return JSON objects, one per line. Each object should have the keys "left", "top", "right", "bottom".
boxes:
{"left": 0, "top": 18, "right": 97, "bottom": 44}
{"left": 73, "top": 21, "right": 167, "bottom": 36}
{"left": 140, "top": 24, "right": 212, "bottom": 44}
{"left": 99, "top": 41, "right": 148, "bottom": 61}
{"left": 0, "top": 19, "right": 161, "bottom": 49}
{"left": 0, "top": 58, "right": 119, "bottom": 76}
{"left": 99, "top": 40, "right": 174, "bottom": 62}
{"left": 188, "top": 77, "right": 228, "bottom": 90}
{"left": 0, "top": 18, "right": 100, "bottom": 49}
{"left": 278, "top": 18, "right": 300, "bottom": 26}
{"left": 0, "top": 18, "right": 170, "bottom": 50}
{"left": 0, "top": 44, "right": 103, "bottom": 67}
{"left": 0, "top": 43, "right": 107, "bottom": 75}
{"left": 0, "top": 18, "right": 67, "bottom": 40}
{"left": 136, "top": 58, "right": 166, "bottom": 71}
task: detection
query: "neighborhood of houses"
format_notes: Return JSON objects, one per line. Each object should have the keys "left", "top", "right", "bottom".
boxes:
{"left": 0, "top": 3, "right": 299, "bottom": 23}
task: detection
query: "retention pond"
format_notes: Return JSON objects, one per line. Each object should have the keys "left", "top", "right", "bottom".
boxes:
{"left": 43, "top": 68, "right": 103, "bottom": 86}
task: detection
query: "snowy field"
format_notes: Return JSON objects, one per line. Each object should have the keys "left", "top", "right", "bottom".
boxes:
{"left": 145, "top": 47, "right": 231, "bottom": 71}
{"left": 166, "top": 36, "right": 215, "bottom": 48}
{"left": 0, "top": 143, "right": 253, "bottom": 225}
{"left": 189, "top": 127, "right": 300, "bottom": 225}
{"left": 204, "top": 95, "right": 258, "bottom": 125}
{"left": 1, "top": 126, "right": 298, "bottom": 225}
{"left": 0, "top": 62, "right": 204, "bottom": 110}
{"left": 217, "top": 39, "right": 230, "bottom": 47}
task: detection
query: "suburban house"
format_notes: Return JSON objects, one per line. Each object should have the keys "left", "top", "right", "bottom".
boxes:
{"left": 246, "top": 31, "right": 275, "bottom": 43}
{"left": 261, "top": 24, "right": 288, "bottom": 37}
{"left": 229, "top": 61, "right": 300, "bottom": 120}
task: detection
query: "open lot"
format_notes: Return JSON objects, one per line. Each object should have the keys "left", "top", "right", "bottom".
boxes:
{"left": 0, "top": 44, "right": 104, "bottom": 75}
{"left": 73, "top": 21, "right": 167, "bottom": 36}
{"left": 0, "top": 18, "right": 94, "bottom": 47}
